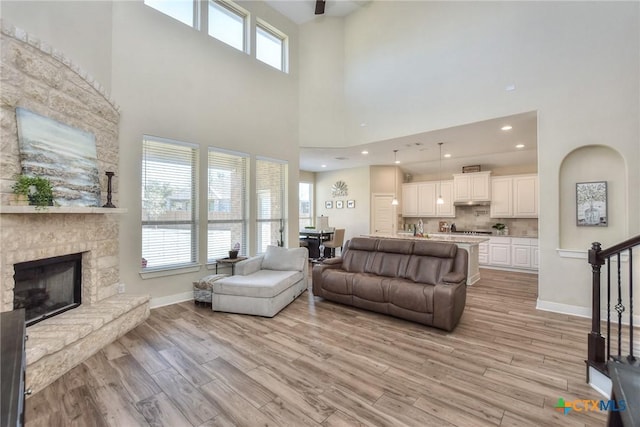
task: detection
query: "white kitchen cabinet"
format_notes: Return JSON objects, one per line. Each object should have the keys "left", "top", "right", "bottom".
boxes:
{"left": 436, "top": 181, "right": 455, "bottom": 217}
{"left": 513, "top": 175, "right": 538, "bottom": 217}
{"left": 417, "top": 182, "right": 437, "bottom": 216}
{"left": 402, "top": 180, "right": 455, "bottom": 217}
{"left": 480, "top": 236, "right": 538, "bottom": 271}
{"left": 489, "top": 236, "right": 511, "bottom": 266}
{"left": 490, "top": 177, "right": 513, "bottom": 217}
{"left": 511, "top": 239, "right": 532, "bottom": 269}
{"left": 402, "top": 183, "right": 418, "bottom": 216}
{"left": 490, "top": 174, "right": 538, "bottom": 218}
{"left": 453, "top": 171, "right": 491, "bottom": 202}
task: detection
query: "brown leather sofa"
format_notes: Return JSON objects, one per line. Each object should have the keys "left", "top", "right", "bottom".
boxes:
{"left": 312, "top": 237, "right": 468, "bottom": 331}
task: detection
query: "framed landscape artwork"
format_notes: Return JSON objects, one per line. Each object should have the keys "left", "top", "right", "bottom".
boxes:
{"left": 576, "top": 181, "right": 607, "bottom": 226}
{"left": 16, "top": 108, "right": 101, "bottom": 207}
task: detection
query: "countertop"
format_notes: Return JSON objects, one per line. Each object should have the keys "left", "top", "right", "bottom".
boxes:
{"left": 365, "top": 234, "right": 489, "bottom": 244}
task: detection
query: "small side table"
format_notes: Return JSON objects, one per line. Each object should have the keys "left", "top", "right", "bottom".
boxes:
{"left": 215, "top": 256, "right": 247, "bottom": 275}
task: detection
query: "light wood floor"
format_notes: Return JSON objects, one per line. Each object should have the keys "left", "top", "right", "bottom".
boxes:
{"left": 26, "top": 269, "right": 609, "bottom": 426}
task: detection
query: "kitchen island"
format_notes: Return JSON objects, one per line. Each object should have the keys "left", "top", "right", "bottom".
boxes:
{"left": 363, "top": 233, "right": 489, "bottom": 285}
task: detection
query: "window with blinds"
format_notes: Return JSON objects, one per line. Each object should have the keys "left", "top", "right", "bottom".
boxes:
{"left": 256, "top": 157, "right": 287, "bottom": 253}
{"left": 208, "top": 148, "right": 248, "bottom": 261}
{"left": 142, "top": 136, "right": 198, "bottom": 270}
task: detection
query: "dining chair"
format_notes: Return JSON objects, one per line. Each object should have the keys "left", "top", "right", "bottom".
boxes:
{"left": 324, "top": 228, "right": 345, "bottom": 258}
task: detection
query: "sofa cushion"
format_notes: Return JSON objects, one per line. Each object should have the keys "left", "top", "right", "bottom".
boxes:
{"left": 320, "top": 269, "right": 353, "bottom": 295}
{"left": 377, "top": 239, "right": 413, "bottom": 254}
{"left": 213, "top": 270, "right": 303, "bottom": 298}
{"left": 388, "top": 279, "right": 434, "bottom": 314}
{"left": 352, "top": 273, "right": 389, "bottom": 303}
{"left": 262, "top": 245, "right": 306, "bottom": 272}
{"left": 412, "top": 240, "right": 457, "bottom": 258}
{"left": 348, "top": 237, "right": 379, "bottom": 251}
{"left": 366, "top": 252, "right": 410, "bottom": 278}
{"left": 406, "top": 256, "right": 443, "bottom": 285}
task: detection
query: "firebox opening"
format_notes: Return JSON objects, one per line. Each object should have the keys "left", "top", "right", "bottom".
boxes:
{"left": 13, "top": 253, "right": 82, "bottom": 326}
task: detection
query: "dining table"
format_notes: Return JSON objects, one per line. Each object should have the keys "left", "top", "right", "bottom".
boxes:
{"left": 299, "top": 229, "right": 334, "bottom": 259}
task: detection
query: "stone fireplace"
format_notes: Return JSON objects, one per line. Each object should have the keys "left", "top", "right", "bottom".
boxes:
{"left": 0, "top": 23, "right": 149, "bottom": 396}
{"left": 13, "top": 252, "right": 82, "bottom": 326}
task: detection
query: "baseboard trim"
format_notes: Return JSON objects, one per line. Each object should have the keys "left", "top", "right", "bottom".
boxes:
{"left": 537, "top": 299, "right": 640, "bottom": 325}
{"left": 536, "top": 299, "right": 591, "bottom": 318}
{"left": 150, "top": 291, "right": 193, "bottom": 309}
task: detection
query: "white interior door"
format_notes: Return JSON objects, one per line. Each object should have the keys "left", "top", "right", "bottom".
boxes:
{"left": 371, "top": 193, "right": 395, "bottom": 235}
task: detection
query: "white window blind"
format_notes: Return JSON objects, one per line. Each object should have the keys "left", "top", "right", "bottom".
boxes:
{"left": 208, "top": 0, "right": 247, "bottom": 52}
{"left": 208, "top": 148, "right": 248, "bottom": 261}
{"left": 142, "top": 136, "right": 198, "bottom": 270}
{"left": 144, "top": 0, "right": 197, "bottom": 28}
{"left": 256, "top": 157, "right": 287, "bottom": 253}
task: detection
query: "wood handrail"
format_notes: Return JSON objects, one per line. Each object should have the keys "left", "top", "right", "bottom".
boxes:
{"left": 597, "top": 235, "right": 640, "bottom": 259}
{"left": 587, "top": 234, "right": 639, "bottom": 384}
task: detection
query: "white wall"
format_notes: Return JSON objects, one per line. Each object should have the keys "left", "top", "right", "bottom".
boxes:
{"left": 1, "top": 1, "right": 114, "bottom": 92}
{"left": 315, "top": 166, "right": 370, "bottom": 243}
{"left": 298, "top": 17, "right": 346, "bottom": 148}
{"left": 2, "top": 1, "right": 302, "bottom": 302}
{"left": 111, "top": 1, "right": 300, "bottom": 301}
{"left": 300, "top": 1, "right": 640, "bottom": 312}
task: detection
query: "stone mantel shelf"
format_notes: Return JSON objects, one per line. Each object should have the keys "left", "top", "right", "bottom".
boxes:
{"left": 0, "top": 206, "right": 128, "bottom": 214}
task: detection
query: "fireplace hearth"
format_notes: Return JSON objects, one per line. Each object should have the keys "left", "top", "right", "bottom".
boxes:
{"left": 13, "top": 253, "right": 82, "bottom": 326}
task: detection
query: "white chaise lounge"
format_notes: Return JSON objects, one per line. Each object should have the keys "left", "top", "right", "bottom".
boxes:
{"left": 211, "top": 245, "right": 309, "bottom": 317}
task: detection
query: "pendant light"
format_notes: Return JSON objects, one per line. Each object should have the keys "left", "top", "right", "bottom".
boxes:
{"left": 436, "top": 142, "right": 444, "bottom": 205}
{"left": 391, "top": 150, "right": 399, "bottom": 206}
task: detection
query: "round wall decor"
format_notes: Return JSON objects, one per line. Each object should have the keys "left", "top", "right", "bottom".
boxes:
{"left": 331, "top": 180, "right": 348, "bottom": 197}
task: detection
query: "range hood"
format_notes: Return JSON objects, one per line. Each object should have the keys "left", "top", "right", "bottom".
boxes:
{"left": 453, "top": 200, "right": 491, "bottom": 206}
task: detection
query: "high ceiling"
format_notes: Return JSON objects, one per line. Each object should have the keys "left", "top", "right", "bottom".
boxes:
{"left": 264, "top": 0, "right": 366, "bottom": 24}
{"left": 300, "top": 111, "right": 538, "bottom": 176}
{"left": 265, "top": 2, "right": 538, "bottom": 176}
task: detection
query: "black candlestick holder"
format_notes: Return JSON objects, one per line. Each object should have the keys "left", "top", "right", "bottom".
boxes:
{"left": 103, "top": 171, "right": 116, "bottom": 208}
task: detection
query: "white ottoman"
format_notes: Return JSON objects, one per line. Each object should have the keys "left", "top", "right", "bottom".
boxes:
{"left": 193, "top": 274, "right": 228, "bottom": 306}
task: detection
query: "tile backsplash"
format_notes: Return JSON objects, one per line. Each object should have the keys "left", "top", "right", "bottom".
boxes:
{"left": 402, "top": 206, "right": 538, "bottom": 237}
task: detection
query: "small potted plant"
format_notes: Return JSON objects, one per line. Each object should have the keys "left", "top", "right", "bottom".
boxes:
{"left": 229, "top": 242, "right": 240, "bottom": 259}
{"left": 492, "top": 223, "right": 506, "bottom": 235}
{"left": 11, "top": 174, "right": 54, "bottom": 209}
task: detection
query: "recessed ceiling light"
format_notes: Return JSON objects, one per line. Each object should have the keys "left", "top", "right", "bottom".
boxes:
{"left": 516, "top": 144, "right": 525, "bottom": 149}
{"left": 361, "top": 150, "right": 369, "bottom": 155}
{"left": 360, "top": 123, "right": 367, "bottom": 127}
{"left": 321, "top": 164, "right": 327, "bottom": 168}
{"left": 501, "top": 125, "right": 513, "bottom": 131}
{"left": 394, "top": 160, "right": 401, "bottom": 164}
{"left": 444, "top": 153, "right": 452, "bottom": 158}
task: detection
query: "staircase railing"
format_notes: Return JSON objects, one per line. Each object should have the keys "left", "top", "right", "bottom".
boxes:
{"left": 587, "top": 235, "right": 639, "bottom": 379}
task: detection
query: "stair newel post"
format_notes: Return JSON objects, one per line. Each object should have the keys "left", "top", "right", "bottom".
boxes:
{"left": 587, "top": 241, "right": 606, "bottom": 367}
{"left": 628, "top": 248, "right": 635, "bottom": 363}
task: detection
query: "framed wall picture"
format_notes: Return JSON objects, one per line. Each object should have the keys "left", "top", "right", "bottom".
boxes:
{"left": 336, "top": 200, "right": 344, "bottom": 209}
{"left": 576, "top": 181, "right": 607, "bottom": 226}
{"left": 325, "top": 200, "right": 333, "bottom": 209}
{"left": 347, "top": 200, "right": 355, "bottom": 208}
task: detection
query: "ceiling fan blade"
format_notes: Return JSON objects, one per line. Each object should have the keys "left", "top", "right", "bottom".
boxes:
{"left": 315, "top": 0, "right": 326, "bottom": 15}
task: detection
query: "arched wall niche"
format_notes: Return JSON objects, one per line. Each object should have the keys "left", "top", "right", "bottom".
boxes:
{"left": 559, "top": 145, "right": 626, "bottom": 250}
